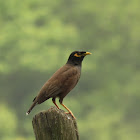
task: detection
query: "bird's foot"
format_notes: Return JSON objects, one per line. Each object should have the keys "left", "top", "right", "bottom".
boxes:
{"left": 65, "top": 112, "right": 76, "bottom": 119}
{"left": 65, "top": 112, "right": 69, "bottom": 114}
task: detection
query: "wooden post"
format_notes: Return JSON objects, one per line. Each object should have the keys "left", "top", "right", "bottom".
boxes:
{"left": 32, "top": 106, "right": 79, "bottom": 140}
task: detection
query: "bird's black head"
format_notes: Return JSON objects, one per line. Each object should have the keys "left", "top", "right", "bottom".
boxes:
{"left": 67, "top": 51, "right": 92, "bottom": 66}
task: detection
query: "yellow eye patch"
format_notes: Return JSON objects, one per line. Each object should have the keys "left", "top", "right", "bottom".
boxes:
{"left": 74, "top": 53, "right": 82, "bottom": 57}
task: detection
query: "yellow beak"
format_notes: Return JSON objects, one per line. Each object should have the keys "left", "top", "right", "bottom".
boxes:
{"left": 85, "top": 52, "right": 92, "bottom": 55}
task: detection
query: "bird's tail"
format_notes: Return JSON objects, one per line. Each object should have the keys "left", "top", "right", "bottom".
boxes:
{"left": 26, "top": 101, "right": 37, "bottom": 116}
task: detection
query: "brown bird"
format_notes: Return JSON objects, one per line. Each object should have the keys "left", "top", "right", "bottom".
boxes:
{"left": 26, "top": 51, "right": 91, "bottom": 119}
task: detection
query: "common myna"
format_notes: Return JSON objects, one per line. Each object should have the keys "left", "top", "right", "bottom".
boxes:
{"left": 26, "top": 51, "right": 91, "bottom": 119}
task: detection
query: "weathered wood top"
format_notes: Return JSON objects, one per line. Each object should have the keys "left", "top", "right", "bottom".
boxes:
{"left": 32, "top": 106, "right": 79, "bottom": 140}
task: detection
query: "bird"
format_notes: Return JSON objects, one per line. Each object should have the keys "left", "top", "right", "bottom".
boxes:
{"left": 26, "top": 51, "right": 91, "bottom": 119}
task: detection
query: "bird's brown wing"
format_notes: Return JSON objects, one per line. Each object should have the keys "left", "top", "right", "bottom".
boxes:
{"left": 35, "top": 64, "right": 81, "bottom": 104}
{"left": 35, "top": 65, "right": 70, "bottom": 103}
{"left": 36, "top": 81, "right": 61, "bottom": 104}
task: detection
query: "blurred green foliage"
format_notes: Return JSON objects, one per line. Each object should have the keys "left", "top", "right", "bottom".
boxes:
{"left": 0, "top": 0, "right": 140, "bottom": 140}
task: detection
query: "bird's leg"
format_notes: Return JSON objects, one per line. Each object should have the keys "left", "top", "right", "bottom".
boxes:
{"left": 52, "top": 98, "right": 60, "bottom": 109}
{"left": 59, "top": 99, "right": 76, "bottom": 119}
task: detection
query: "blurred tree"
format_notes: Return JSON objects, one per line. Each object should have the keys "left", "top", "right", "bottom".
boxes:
{"left": 0, "top": 0, "right": 140, "bottom": 139}
{"left": 0, "top": 104, "right": 17, "bottom": 140}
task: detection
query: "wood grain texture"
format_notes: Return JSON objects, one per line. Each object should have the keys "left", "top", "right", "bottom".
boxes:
{"left": 32, "top": 107, "right": 79, "bottom": 140}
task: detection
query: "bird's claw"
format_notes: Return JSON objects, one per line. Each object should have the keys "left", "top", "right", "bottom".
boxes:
{"left": 65, "top": 112, "right": 76, "bottom": 119}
